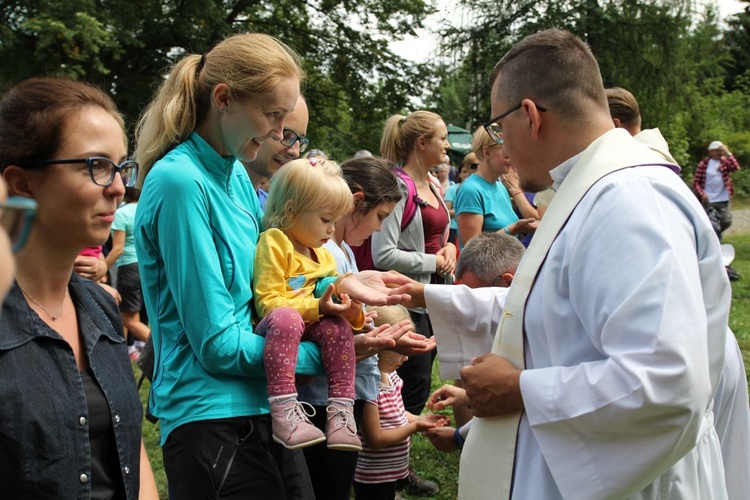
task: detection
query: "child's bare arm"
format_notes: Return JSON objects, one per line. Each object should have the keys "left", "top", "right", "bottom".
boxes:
{"left": 361, "top": 403, "right": 428, "bottom": 450}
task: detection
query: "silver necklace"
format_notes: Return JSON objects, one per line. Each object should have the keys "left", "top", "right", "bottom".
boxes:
{"left": 19, "top": 285, "right": 68, "bottom": 321}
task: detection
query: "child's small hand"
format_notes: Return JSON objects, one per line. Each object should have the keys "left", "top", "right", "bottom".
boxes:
{"left": 414, "top": 419, "right": 439, "bottom": 432}
{"left": 342, "top": 299, "right": 364, "bottom": 324}
{"left": 423, "top": 411, "right": 451, "bottom": 427}
{"left": 356, "top": 310, "right": 378, "bottom": 333}
{"left": 319, "top": 283, "right": 353, "bottom": 316}
{"left": 364, "top": 309, "right": 378, "bottom": 324}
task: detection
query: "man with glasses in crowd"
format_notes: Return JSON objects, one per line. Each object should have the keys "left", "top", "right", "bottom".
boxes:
{"left": 414, "top": 232, "right": 526, "bottom": 454}
{"left": 456, "top": 28, "right": 744, "bottom": 499}
{"left": 242, "top": 94, "right": 309, "bottom": 208}
{"left": 420, "top": 231, "right": 525, "bottom": 382}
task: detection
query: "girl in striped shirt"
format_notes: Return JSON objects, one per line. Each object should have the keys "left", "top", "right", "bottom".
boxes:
{"left": 354, "top": 305, "right": 448, "bottom": 499}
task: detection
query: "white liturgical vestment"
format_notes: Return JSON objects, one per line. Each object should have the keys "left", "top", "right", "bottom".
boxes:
{"left": 427, "top": 285, "right": 509, "bottom": 380}
{"left": 453, "top": 129, "right": 732, "bottom": 499}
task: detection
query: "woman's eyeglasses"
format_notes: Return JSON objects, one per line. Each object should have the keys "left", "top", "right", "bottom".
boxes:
{"left": 0, "top": 197, "right": 37, "bottom": 253}
{"left": 280, "top": 129, "right": 310, "bottom": 154}
{"left": 21, "top": 157, "right": 139, "bottom": 188}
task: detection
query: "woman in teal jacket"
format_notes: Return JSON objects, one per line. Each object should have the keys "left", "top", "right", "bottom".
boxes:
{"left": 134, "top": 33, "right": 410, "bottom": 498}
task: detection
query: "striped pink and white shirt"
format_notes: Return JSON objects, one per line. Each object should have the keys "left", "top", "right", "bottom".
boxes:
{"left": 354, "top": 371, "right": 410, "bottom": 484}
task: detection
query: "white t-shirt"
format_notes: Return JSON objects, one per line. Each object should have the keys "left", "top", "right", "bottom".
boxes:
{"left": 705, "top": 158, "right": 729, "bottom": 202}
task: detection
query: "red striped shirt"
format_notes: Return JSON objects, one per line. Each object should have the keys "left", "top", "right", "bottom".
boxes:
{"left": 354, "top": 372, "right": 410, "bottom": 484}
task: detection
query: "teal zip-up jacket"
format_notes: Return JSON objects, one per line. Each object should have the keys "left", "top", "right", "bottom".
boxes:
{"left": 135, "top": 133, "right": 323, "bottom": 445}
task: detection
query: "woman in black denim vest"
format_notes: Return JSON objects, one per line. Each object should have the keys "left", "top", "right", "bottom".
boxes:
{"left": 0, "top": 78, "right": 158, "bottom": 499}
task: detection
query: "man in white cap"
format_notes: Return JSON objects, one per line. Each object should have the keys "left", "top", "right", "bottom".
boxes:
{"left": 693, "top": 140, "right": 741, "bottom": 242}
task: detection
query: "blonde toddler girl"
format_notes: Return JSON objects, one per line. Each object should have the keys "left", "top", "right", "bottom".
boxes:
{"left": 254, "top": 157, "right": 364, "bottom": 451}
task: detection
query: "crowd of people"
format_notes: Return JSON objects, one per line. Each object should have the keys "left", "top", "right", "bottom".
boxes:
{"left": 0, "top": 27, "right": 748, "bottom": 500}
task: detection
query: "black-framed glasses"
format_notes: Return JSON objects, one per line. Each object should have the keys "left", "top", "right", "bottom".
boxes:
{"left": 483, "top": 103, "right": 547, "bottom": 145}
{"left": 280, "top": 129, "right": 310, "bottom": 154}
{"left": 0, "top": 196, "right": 37, "bottom": 253}
{"left": 21, "top": 157, "right": 139, "bottom": 188}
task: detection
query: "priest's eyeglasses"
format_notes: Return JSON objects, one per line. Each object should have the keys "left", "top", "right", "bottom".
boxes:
{"left": 483, "top": 103, "right": 547, "bottom": 145}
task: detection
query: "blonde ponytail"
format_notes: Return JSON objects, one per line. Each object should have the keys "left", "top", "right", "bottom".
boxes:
{"left": 134, "top": 55, "right": 203, "bottom": 183}
{"left": 134, "top": 33, "right": 304, "bottom": 183}
{"left": 379, "top": 110, "right": 442, "bottom": 167}
{"left": 380, "top": 114, "right": 405, "bottom": 164}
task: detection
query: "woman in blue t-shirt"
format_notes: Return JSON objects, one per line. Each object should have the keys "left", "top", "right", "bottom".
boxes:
{"left": 106, "top": 187, "right": 149, "bottom": 345}
{"left": 455, "top": 126, "right": 537, "bottom": 247}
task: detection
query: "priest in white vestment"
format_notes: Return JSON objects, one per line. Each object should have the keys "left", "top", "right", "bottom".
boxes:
{"left": 448, "top": 29, "right": 742, "bottom": 499}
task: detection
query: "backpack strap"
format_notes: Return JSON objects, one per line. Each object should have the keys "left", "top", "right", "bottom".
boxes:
{"left": 394, "top": 168, "right": 419, "bottom": 230}
{"left": 352, "top": 168, "right": 424, "bottom": 272}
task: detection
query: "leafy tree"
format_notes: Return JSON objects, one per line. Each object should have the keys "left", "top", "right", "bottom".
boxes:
{"left": 0, "top": 0, "right": 435, "bottom": 159}
{"left": 432, "top": 1, "right": 701, "bottom": 129}
{"left": 431, "top": 0, "right": 538, "bottom": 127}
{"left": 431, "top": 0, "right": 750, "bottom": 183}
{"left": 724, "top": 0, "right": 750, "bottom": 91}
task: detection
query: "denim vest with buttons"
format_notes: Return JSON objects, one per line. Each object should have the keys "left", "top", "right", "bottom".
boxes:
{"left": 0, "top": 274, "right": 143, "bottom": 499}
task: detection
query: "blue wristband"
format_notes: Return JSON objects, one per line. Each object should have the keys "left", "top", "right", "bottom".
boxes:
{"left": 453, "top": 427, "right": 465, "bottom": 450}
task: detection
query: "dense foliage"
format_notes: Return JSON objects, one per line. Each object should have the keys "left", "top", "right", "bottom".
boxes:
{"left": 427, "top": 0, "right": 750, "bottom": 193}
{"left": 0, "top": 0, "right": 434, "bottom": 159}
{"left": 2, "top": 0, "right": 750, "bottom": 186}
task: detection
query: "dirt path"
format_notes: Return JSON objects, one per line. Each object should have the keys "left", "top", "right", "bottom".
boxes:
{"left": 725, "top": 208, "right": 750, "bottom": 237}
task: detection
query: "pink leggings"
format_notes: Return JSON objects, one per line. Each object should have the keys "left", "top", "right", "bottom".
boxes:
{"left": 256, "top": 307, "right": 355, "bottom": 398}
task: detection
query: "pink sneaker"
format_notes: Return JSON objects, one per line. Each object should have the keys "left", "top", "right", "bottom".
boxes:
{"left": 326, "top": 404, "right": 362, "bottom": 451}
{"left": 270, "top": 399, "right": 325, "bottom": 450}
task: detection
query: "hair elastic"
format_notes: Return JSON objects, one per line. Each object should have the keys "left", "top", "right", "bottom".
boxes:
{"left": 397, "top": 115, "right": 407, "bottom": 137}
{"left": 197, "top": 53, "right": 207, "bottom": 73}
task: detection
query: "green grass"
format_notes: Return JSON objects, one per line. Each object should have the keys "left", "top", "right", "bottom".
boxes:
{"left": 726, "top": 233, "right": 750, "bottom": 375}
{"left": 401, "top": 362, "right": 460, "bottom": 500}
{"left": 136, "top": 373, "right": 168, "bottom": 499}
{"left": 137, "top": 233, "right": 750, "bottom": 498}
{"left": 731, "top": 196, "right": 750, "bottom": 211}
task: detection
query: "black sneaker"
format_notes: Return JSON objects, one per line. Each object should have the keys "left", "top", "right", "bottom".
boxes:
{"left": 727, "top": 266, "right": 741, "bottom": 282}
{"left": 396, "top": 468, "right": 439, "bottom": 496}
